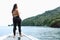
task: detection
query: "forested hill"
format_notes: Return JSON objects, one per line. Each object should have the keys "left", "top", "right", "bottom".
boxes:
{"left": 21, "top": 7, "right": 60, "bottom": 27}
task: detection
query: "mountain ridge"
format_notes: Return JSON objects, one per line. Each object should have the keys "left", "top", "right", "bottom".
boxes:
{"left": 22, "top": 6, "right": 60, "bottom": 27}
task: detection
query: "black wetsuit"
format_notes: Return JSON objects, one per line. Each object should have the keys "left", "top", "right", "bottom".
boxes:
{"left": 13, "top": 16, "right": 21, "bottom": 36}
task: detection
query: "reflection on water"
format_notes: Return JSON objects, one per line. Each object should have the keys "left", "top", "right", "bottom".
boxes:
{"left": 0, "top": 26, "right": 60, "bottom": 40}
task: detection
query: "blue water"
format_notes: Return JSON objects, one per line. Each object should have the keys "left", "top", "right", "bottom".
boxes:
{"left": 0, "top": 26, "right": 60, "bottom": 40}
{"left": 0, "top": 26, "right": 13, "bottom": 36}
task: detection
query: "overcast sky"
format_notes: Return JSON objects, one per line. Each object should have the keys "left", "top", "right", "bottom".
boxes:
{"left": 0, "top": 0, "right": 60, "bottom": 26}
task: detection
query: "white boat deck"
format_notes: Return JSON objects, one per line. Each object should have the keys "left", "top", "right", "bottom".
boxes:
{"left": 2, "top": 33, "right": 38, "bottom": 40}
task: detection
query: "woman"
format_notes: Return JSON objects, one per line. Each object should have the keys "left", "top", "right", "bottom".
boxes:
{"left": 12, "top": 4, "right": 21, "bottom": 37}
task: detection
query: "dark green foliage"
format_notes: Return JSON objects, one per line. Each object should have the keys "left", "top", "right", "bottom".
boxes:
{"left": 21, "top": 7, "right": 60, "bottom": 27}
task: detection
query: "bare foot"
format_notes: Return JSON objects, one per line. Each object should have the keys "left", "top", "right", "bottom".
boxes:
{"left": 20, "top": 35, "right": 23, "bottom": 37}
{"left": 13, "top": 35, "right": 15, "bottom": 38}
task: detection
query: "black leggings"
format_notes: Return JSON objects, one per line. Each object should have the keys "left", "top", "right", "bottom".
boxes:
{"left": 13, "top": 16, "right": 21, "bottom": 36}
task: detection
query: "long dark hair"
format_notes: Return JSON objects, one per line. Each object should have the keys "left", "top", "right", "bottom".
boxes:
{"left": 12, "top": 4, "right": 17, "bottom": 13}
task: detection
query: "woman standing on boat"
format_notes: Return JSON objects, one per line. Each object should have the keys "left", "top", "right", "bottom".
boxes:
{"left": 12, "top": 3, "right": 22, "bottom": 37}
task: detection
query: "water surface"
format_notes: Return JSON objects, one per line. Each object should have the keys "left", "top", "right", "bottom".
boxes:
{"left": 0, "top": 26, "right": 60, "bottom": 40}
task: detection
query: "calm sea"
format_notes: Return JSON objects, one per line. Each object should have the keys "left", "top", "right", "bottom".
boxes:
{"left": 0, "top": 26, "right": 60, "bottom": 40}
